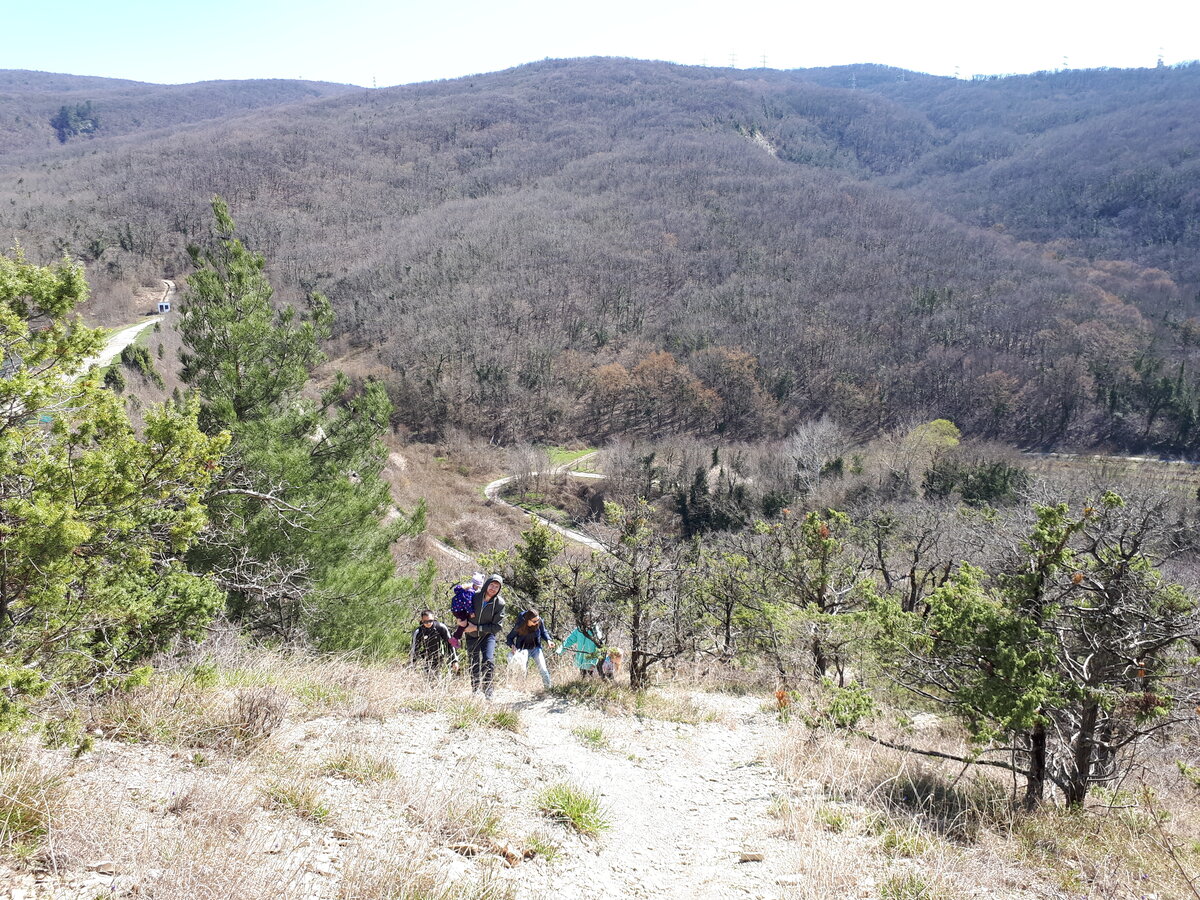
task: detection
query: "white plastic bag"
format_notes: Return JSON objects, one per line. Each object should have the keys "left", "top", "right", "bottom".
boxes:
{"left": 507, "top": 649, "right": 529, "bottom": 674}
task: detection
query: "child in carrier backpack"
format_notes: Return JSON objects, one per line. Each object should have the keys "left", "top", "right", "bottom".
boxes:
{"left": 449, "top": 573, "right": 486, "bottom": 649}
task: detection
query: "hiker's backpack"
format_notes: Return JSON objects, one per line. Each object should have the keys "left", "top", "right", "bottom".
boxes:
{"left": 450, "top": 584, "right": 476, "bottom": 618}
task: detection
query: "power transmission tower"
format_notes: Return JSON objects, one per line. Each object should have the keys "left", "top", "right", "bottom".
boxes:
{"left": 761, "top": 52, "right": 767, "bottom": 68}
{"left": 730, "top": 52, "right": 737, "bottom": 68}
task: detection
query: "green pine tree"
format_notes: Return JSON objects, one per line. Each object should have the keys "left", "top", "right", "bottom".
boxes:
{"left": 180, "top": 198, "right": 428, "bottom": 657}
{"left": 0, "top": 251, "right": 227, "bottom": 728}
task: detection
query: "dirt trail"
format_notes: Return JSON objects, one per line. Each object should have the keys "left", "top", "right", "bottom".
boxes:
{"left": 75, "top": 317, "right": 161, "bottom": 376}
{"left": 483, "top": 453, "right": 607, "bottom": 553}
{"left": 489, "top": 684, "right": 802, "bottom": 899}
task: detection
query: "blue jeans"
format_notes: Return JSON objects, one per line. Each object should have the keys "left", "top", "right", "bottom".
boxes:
{"left": 527, "top": 647, "right": 552, "bottom": 689}
{"left": 467, "top": 633, "right": 496, "bottom": 697}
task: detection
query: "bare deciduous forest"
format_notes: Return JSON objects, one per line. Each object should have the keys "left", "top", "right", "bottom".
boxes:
{"left": 3, "top": 57, "right": 1200, "bottom": 451}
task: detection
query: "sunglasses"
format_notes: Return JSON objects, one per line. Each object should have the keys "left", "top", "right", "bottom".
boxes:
{"left": 420, "top": 619, "right": 434, "bottom": 625}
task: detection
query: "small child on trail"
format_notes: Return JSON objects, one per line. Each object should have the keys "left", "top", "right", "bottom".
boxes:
{"left": 449, "top": 573, "right": 485, "bottom": 649}
{"left": 599, "top": 648, "right": 623, "bottom": 680}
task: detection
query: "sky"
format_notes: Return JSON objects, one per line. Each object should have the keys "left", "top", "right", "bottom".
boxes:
{"left": 7, "top": 0, "right": 1199, "bottom": 87}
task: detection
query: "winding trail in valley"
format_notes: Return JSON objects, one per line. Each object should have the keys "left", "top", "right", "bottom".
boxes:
{"left": 482, "top": 451, "right": 607, "bottom": 553}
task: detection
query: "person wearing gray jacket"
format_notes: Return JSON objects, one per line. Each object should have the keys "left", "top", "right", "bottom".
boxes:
{"left": 463, "top": 574, "right": 506, "bottom": 699}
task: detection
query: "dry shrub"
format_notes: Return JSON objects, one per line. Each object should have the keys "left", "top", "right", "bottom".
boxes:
{"left": 229, "top": 687, "right": 288, "bottom": 747}
{"left": 772, "top": 726, "right": 1012, "bottom": 841}
{"left": 164, "top": 774, "right": 258, "bottom": 835}
{"left": 446, "top": 515, "right": 512, "bottom": 553}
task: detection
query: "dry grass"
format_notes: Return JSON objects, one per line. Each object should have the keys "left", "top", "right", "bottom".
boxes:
{"left": 0, "top": 746, "right": 67, "bottom": 864}
{"left": 323, "top": 749, "right": 398, "bottom": 784}
{"left": 339, "top": 836, "right": 515, "bottom": 900}
{"left": 47, "top": 764, "right": 314, "bottom": 898}
{"left": 163, "top": 774, "right": 259, "bottom": 834}
{"left": 379, "top": 436, "right": 523, "bottom": 552}
{"left": 379, "top": 775, "right": 505, "bottom": 846}
{"left": 89, "top": 629, "right": 413, "bottom": 749}
{"left": 8, "top": 644, "right": 534, "bottom": 898}
{"left": 547, "top": 678, "right": 722, "bottom": 724}
{"left": 446, "top": 514, "right": 513, "bottom": 553}
{"left": 769, "top": 720, "right": 1200, "bottom": 899}
{"left": 94, "top": 680, "right": 289, "bottom": 751}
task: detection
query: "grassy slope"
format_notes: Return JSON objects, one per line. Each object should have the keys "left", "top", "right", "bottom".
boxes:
{"left": 3, "top": 643, "right": 1197, "bottom": 899}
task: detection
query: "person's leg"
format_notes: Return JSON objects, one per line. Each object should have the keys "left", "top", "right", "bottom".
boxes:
{"left": 480, "top": 634, "right": 497, "bottom": 699}
{"left": 530, "top": 647, "right": 552, "bottom": 689}
{"left": 468, "top": 638, "right": 483, "bottom": 692}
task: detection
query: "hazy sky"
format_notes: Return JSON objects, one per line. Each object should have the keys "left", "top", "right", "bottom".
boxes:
{"left": 8, "top": 0, "right": 1199, "bottom": 87}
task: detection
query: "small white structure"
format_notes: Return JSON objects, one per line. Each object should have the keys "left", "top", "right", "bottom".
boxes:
{"left": 157, "top": 301, "right": 171, "bottom": 314}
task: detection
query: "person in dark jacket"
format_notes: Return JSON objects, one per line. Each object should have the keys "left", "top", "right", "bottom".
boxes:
{"left": 463, "top": 574, "right": 506, "bottom": 699}
{"left": 411, "top": 609, "right": 457, "bottom": 673}
{"left": 506, "top": 608, "right": 556, "bottom": 689}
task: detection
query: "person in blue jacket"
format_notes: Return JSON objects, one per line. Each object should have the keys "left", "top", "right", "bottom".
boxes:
{"left": 463, "top": 574, "right": 506, "bottom": 700}
{"left": 506, "top": 608, "right": 556, "bottom": 689}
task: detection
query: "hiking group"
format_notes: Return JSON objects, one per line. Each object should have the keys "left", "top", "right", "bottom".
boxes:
{"left": 410, "top": 572, "right": 621, "bottom": 699}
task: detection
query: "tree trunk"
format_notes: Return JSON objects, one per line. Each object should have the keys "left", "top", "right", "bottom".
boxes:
{"left": 1064, "top": 701, "right": 1099, "bottom": 808}
{"left": 629, "top": 651, "right": 650, "bottom": 691}
{"left": 630, "top": 594, "right": 646, "bottom": 691}
{"left": 811, "top": 633, "right": 829, "bottom": 680}
{"left": 1024, "top": 722, "right": 1047, "bottom": 810}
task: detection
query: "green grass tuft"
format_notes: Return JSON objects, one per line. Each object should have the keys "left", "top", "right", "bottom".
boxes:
{"left": 571, "top": 725, "right": 609, "bottom": 750}
{"left": 324, "top": 750, "right": 397, "bottom": 783}
{"left": 537, "top": 782, "right": 610, "bottom": 837}
{"left": 448, "top": 700, "right": 522, "bottom": 732}
{"left": 263, "top": 781, "right": 332, "bottom": 823}
{"left": 0, "top": 755, "right": 64, "bottom": 862}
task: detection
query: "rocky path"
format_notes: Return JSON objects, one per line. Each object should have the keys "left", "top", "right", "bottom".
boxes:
{"left": 494, "top": 687, "right": 802, "bottom": 899}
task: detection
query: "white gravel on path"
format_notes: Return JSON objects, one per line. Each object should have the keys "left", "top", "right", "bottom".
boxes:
{"left": 489, "top": 685, "right": 802, "bottom": 899}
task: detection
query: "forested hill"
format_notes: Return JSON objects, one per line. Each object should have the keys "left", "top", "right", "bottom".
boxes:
{"left": 795, "top": 62, "right": 1200, "bottom": 292}
{"left": 0, "top": 69, "right": 357, "bottom": 157}
{"left": 2, "top": 58, "right": 1200, "bottom": 451}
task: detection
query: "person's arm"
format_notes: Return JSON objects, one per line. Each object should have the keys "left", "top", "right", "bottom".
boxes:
{"left": 436, "top": 623, "right": 457, "bottom": 661}
{"left": 505, "top": 625, "right": 518, "bottom": 648}
{"left": 479, "top": 597, "right": 506, "bottom": 636}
